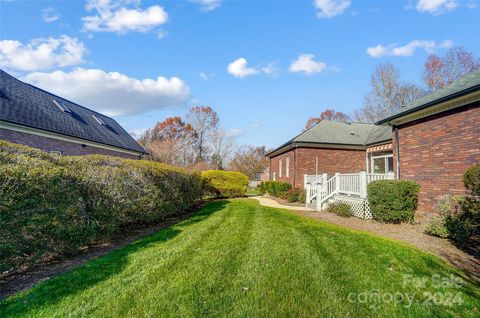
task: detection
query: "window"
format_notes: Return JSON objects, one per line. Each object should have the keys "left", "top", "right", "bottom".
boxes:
{"left": 279, "top": 159, "right": 282, "bottom": 177}
{"left": 92, "top": 114, "right": 106, "bottom": 126}
{"left": 286, "top": 157, "right": 290, "bottom": 177}
{"left": 50, "top": 150, "right": 62, "bottom": 156}
{"left": 371, "top": 154, "right": 394, "bottom": 174}
{"left": 53, "top": 99, "right": 72, "bottom": 114}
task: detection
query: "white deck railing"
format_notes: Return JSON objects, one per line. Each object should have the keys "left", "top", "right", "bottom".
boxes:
{"left": 304, "top": 172, "right": 394, "bottom": 209}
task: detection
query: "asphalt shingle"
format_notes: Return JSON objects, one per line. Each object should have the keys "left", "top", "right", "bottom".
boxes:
{"left": 0, "top": 70, "right": 146, "bottom": 154}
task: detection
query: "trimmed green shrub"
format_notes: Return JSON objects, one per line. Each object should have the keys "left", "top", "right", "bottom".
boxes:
{"left": 201, "top": 170, "right": 248, "bottom": 198}
{"left": 0, "top": 141, "right": 203, "bottom": 273}
{"left": 258, "top": 182, "right": 266, "bottom": 194}
{"left": 282, "top": 188, "right": 305, "bottom": 203}
{"left": 262, "top": 181, "right": 292, "bottom": 198}
{"left": 367, "top": 180, "right": 420, "bottom": 223}
{"left": 326, "top": 202, "right": 352, "bottom": 218}
{"left": 464, "top": 163, "right": 480, "bottom": 196}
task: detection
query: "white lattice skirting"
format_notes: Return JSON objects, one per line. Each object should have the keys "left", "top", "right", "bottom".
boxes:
{"left": 330, "top": 195, "right": 372, "bottom": 219}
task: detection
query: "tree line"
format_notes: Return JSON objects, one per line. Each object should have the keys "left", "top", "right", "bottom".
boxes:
{"left": 305, "top": 47, "right": 480, "bottom": 130}
{"left": 139, "top": 46, "right": 479, "bottom": 179}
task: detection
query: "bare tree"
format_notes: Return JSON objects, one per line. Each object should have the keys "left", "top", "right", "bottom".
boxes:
{"left": 229, "top": 146, "right": 269, "bottom": 180}
{"left": 354, "top": 62, "right": 424, "bottom": 123}
{"left": 186, "top": 106, "right": 219, "bottom": 162}
{"left": 304, "top": 108, "right": 350, "bottom": 131}
{"left": 424, "top": 47, "right": 480, "bottom": 91}
{"left": 210, "top": 130, "right": 236, "bottom": 170}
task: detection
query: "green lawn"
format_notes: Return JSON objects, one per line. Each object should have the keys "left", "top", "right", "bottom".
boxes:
{"left": 1, "top": 199, "right": 479, "bottom": 317}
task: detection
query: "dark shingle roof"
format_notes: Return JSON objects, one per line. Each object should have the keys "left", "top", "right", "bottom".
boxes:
{"left": 0, "top": 70, "right": 146, "bottom": 154}
{"left": 266, "top": 120, "right": 391, "bottom": 157}
{"left": 377, "top": 70, "right": 480, "bottom": 124}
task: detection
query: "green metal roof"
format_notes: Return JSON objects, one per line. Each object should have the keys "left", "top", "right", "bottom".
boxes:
{"left": 377, "top": 70, "right": 480, "bottom": 124}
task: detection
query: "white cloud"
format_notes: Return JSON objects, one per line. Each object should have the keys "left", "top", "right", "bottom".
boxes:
{"left": 314, "top": 0, "right": 351, "bottom": 18}
{"left": 227, "top": 58, "right": 259, "bottom": 78}
{"left": 157, "top": 30, "right": 168, "bottom": 39}
{"left": 416, "top": 0, "right": 458, "bottom": 14}
{"left": 42, "top": 7, "right": 61, "bottom": 23}
{"left": 227, "top": 58, "right": 276, "bottom": 78}
{"left": 366, "top": 39, "right": 453, "bottom": 58}
{"left": 0, "top": 35, "right": 86, "bottom": 72}
{"left": 191, "top": 0, "right": 222, "bottom": 11}
{"left": 199, "top": 72, "right": 215, "bottom": 81}
{"left": 289, "top": 54, "right": 327, "bottom": 74}
{"left": 129, "top": 128, "right": 148, "bottom": 138}
{"left": 82, "top": 0, "right": 168, "bottom": 34}
{"left": 224, "top": 128, "right": 243, "bottom": 137}
{"left": 23, "top": 68, "right": 190, "bottom": 116}
{"left": 251, "top": 123, "right": 261, "bottom": 128}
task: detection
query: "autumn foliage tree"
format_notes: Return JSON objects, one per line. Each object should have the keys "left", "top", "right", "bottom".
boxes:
{"left": 424, "top": 47, "right": 480, "bottom": 91}
{"left": 139, "top": 116, "right": 194, "bottom": 165}
{"left": 304, "top": 109, "right": 350, "bottom": 131}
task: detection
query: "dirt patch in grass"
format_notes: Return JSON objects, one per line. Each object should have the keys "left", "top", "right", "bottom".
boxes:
{"left": 0, "top": 202, "right": 206, "bottom": 300}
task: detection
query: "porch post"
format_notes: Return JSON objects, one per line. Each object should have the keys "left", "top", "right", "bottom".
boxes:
{"left": 306, "top": 183, "right": 311, "bottom": 204}
{"left": 359, "top": 171, "right": 367, "bottom": 199}
{"left": 335, "top": 172, "right": 340, "bottom": 193}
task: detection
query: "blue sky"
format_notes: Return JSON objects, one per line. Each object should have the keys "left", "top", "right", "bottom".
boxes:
{"left": 1, "top": 0, "right": 479, "bottom": 149}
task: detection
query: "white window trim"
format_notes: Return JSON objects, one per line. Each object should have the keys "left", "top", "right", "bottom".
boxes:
{"left": 286, "top": 157, "right": 290, "bottom": 177}
{"left": 371, "top": 154, "right": 394, "bottom": 174}
{"left": 279, "top": 159, "right": 283, "bottom": 178}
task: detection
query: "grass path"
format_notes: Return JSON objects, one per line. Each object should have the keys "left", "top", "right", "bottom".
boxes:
{"left": 1, "top": 199, "right": 479, "bottom": 317}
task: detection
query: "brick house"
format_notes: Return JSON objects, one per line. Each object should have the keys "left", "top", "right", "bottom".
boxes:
{"left": 267, "top": 70, "right": 480, "bottom": 215}
{"left": 377, "top": 70, "right": 480, "bottom": 212}
{"left": 0, "top": 70, "right": 147, "bottom": 159}
{"left": 265, "top": 120, "right": 393, "bottom": 188}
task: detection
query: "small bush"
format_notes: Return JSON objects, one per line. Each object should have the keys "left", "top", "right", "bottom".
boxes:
{"left": 0, "top": 141, "right": 203, "bottom": 273}
{"left": 425, "top": 216, "right": 450, "bottom": 238}
{"left": 368, "top": 180, "right": 420, "bottom": 223}
{"left": 445, "top": 196, "right": 479, "bottom": 243}
{"left": 464, "top": 164, "right": 480, "bottom": 196}
{"left": 262, "top": 181, "right": 292, "bottom": 197}
{"left": 258, "top": 182, "right": 266, "bottom": 194}
{"left": 201, "top": 170, "right": 248, "bottom": 198}
{"left": 282, "top": 188, "right": 305, "bottom": 203}
{"left": 424, "top": 195, "right": 461, "bottom": 238}
{"left": 326, "top": 202, "right": 352, "bottom": 218}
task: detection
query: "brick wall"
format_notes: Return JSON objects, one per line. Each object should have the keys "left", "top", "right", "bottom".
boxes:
{"left": 397, "top": 103, "right": 480, "bottom": 214}
{"left": 269, "top": 147, "right": 367, "bottom": 188}
{"left": 0, "top": 128, "right": 141, "bottom": 159}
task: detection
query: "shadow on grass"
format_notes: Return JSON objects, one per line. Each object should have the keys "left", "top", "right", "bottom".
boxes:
{"left": 0, "top": 200, "right": 229, "bottom": 316}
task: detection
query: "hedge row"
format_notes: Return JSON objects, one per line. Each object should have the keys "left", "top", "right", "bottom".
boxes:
{"left": 0, "top": 141, "right": 205, "bottom": 273}
{"left": 260, "top": 181, "right": 292, "bottom": 198}
{"left": 201, "top": 170, "right": 248, "bottom": 198}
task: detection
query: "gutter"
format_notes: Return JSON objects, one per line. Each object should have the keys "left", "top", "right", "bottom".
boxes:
{"left": 376, "top": 84, "right": 480, "bottom": 125}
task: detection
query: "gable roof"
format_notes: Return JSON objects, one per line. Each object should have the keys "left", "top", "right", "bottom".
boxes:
{"left": 377, "top": 70, "right": 480, "bottom": 125}
{"left": 266, "top": 120, "right": 391, "bottom": 157}
{"left": 0, "top": 70, "right": 147, "bottom": 154}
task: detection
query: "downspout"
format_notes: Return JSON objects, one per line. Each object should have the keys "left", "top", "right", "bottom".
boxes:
{"left": 394, "top": 125, "right": 400, "bottom": 179}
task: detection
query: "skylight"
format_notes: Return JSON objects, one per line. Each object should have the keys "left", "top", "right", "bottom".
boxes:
{"left": 92, "top": 114, "right": 107, "bottom": 126}
{"left": 53, "top": 99, "right": 72, "bottom": 114}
